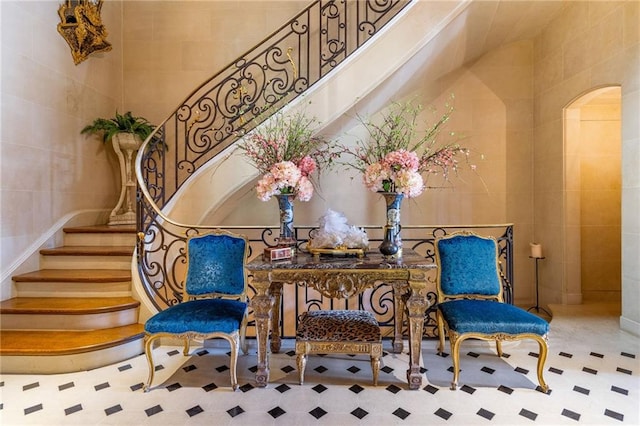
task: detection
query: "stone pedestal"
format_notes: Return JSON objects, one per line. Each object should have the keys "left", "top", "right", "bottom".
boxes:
{"left": 109, "top": 133, "right": 141, "bottom": 226}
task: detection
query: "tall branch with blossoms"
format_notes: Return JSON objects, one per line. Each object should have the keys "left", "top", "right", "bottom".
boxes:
{"left": 238, "top": 107, "right": 336, "bottom": 202}
{"left": 338, "top": 96, "right": 475, "bottom": 198}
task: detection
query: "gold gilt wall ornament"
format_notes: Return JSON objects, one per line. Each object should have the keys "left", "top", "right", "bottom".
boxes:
{"left": 57, "top": 0, "right": 112, "bottom": 65}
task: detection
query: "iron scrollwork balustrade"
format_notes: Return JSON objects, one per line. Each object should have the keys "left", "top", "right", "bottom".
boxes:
{"left": 137, "top": 0, "right": 411, "bottom": 222}
{"left": 136, "top": 223, "right": 513, "bottom": 340}
{"left": 132, "top": 1, "right": 511, "bottom": 342}
{"left": 136, "top": 0, "right": 413, "bottom": 336}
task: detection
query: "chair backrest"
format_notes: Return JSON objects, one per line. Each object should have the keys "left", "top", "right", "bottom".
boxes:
{"left": 435, "top": 231, "right": 503, "bottom": 302}
{"left": 183, "top": 230, "right": 249, "bottom": 300}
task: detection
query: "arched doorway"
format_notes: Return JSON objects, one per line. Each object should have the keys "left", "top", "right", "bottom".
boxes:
{"left": 564, "top": 86, "right": 622, "bottom": 304}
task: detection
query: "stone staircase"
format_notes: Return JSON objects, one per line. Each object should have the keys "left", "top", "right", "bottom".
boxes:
{"left": 0, "top": 225, "right": 145, "bottom": 374}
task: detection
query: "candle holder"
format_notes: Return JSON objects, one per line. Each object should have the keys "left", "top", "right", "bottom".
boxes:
{"left": 527, "top": 256, "right": 551, "bottom": 317}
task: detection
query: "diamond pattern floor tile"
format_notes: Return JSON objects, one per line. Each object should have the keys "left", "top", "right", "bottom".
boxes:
{"left": 0, "top": 306, "right": 638, "bottom": 425}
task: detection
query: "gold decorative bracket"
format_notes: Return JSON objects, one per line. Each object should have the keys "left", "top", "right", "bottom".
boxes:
{"left": 57, "top": 0, "right": 112, "bottom": 65}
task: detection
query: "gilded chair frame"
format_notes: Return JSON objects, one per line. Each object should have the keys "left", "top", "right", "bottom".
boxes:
{"left": 435, "top": 231, "right": 549, "bottom": 392}
{"left": 143, "top": 229, "right": 250, "bottom": 392}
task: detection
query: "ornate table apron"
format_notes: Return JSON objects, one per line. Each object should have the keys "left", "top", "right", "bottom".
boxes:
{"left": 246, "top": 250, "right": 435, "bottom": 390}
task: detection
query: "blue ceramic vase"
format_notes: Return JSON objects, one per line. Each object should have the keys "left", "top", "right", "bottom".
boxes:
{"left": 379, "top": 192, "right": 403, "bottom": 258}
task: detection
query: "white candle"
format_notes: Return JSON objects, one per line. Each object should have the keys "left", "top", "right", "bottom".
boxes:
{"left": 530, "top": 243, "right": 543, "bottom": 258}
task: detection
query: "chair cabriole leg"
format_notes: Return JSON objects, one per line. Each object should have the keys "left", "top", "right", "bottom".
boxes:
{"left": 535, "top": 336, "right": 549, "bottom": 393}
{"left": 437, "top": 310, "right": 446, "bottom": 354}
{"left": 143, "top": 335, "right": 156, "bottom": 392}
{"left": 183, "top": 337, "right": 190, "bottom": 356}
{"left": 449, "top": 332, "right": 461, "bottom": 390}
{"left": 229, "top": 334, "right": 239, "bottom": 391}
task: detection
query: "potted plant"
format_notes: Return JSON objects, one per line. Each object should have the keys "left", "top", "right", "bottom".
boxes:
{"left": 81, "top": 111, "right": 161, "bottom": 226}
{"left": 81, "top": 110, "right": 160, "bottom": 148}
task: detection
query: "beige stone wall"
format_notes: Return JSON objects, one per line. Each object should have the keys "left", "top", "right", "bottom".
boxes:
{"left": 533, "top": 1, "right": 639, "bottom": 331}
{"left": 579, "top": 102, "right": 622, "bottom": 302}
{"left": 212, "top": 40, "right": 537, "bottom": 305}
{"left": 0, "top": 0, "right": 123, "bottom": 296}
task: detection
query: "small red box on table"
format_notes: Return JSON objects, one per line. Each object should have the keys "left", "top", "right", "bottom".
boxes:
{"left": 263, "top": 246, "right": 293, "bottom": 261}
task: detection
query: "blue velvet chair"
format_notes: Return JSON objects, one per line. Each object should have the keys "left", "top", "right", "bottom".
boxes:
{"left": 143, "top": 230, "right": 250, "bottom": 392}
{"left": 435, "top": 231, "right": 550, "bottom": 392}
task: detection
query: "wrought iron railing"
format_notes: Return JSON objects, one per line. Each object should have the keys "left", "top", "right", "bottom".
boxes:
{"left": 136, "top": 223, "right": 513, "bottom": 339}
{"left": 135, "top": 0, "right": 412, "bottom": 312}
{"left": 133, "top": 1, "right": 516, "bottom": 340}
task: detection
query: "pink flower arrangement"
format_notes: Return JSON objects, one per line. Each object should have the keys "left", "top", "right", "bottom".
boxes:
{"left": 363, "top": 149, "right": 424, "bottom": 196}
{"left": 339, "top": 97, "right": 474, "bottom": 198}
{"left": 255, "top": 159, "right": 315, "bottom": 201}
{"left": 238, "top": 108, "right": 336, "bottom": 202}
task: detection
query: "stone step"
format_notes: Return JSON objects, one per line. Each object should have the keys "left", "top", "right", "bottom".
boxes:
{"left": 5, "top": 224, "right": 144, "bottom": 374}
{"left": 0, "top": 297, "right": 140, "bottom": 331}
{"left": 12, "top": 269, "right": 132, "bottom": 298}
{"left": 40, "top": 246, "right": 134, "bottom": 256}
{"left": 39, "top": 246, "right": 134, "bottom": 269}
{"left": 0, "top": 324, "right": 145, "bottom": 374}
{"left": 63, "top": 225, "right": 138, "bottom": 247}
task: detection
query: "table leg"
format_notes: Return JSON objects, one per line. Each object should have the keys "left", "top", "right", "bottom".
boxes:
{"left": 250, "top": 272, "right": 274, "bottom": 388}
{"left": 269, "top": 282, "right": 283, "bottom": 353}
{"left": 391, "top": 281, "right": 406, "bottom": 354}
{"left": 405, "top": 271, "right": 429, "bottom": 390}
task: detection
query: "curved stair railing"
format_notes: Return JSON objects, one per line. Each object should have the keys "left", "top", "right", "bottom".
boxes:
{"left": 134, "top": 0, "right": 515, "bottom": 339}
{"left": 136, "top": 0, "right": 413, "bottom": 312}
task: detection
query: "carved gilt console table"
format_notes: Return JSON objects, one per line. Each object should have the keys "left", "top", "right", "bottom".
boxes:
{"left": 246, "top": 249, "right": 435, "bottom": 390}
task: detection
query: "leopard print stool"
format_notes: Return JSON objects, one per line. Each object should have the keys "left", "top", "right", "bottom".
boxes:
{"left": 295, "top": 310, "right": 382, "bottom": 385}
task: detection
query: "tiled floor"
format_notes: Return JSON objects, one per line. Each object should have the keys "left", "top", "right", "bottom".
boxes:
{"left": 1, "top": 303, "right": 638, "bottom": 425}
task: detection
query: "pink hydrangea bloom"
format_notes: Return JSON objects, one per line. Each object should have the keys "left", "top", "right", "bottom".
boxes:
{"left": 362, "top": 150, "right": 426, "bottom": 197}
{"left": 395, "top": 169, "right": 424, "bottom": 198}
{"left": 363, "top": 162, "right": 390, "bottom": 192}
{"left": 270, "top": 161, "right": 302, "bottom": 190}
{"left": 296, "top": 176, "right": 314, "bottom": 201}
{"left": 384, "top": 149, "right": 419, "bottom": 172}
{"left": 256, "top": 173, "right": 278, "bottom": 201}
{"left": 254, "top": 160, "right": 316, "bottom": 201}
{"left": 297, "top": 156, "right": 317, "bottom": 176}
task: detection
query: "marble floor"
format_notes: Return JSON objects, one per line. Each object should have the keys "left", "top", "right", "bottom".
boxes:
{"left": 0, "top": 303, "right": 638, "bottom": 425}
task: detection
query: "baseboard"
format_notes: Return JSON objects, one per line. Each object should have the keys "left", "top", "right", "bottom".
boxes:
{"left": 620, "top": 315, "right": 640, "bottom": 338}
{"left": 563, "top": 292, "right": 583, "bottom": 305}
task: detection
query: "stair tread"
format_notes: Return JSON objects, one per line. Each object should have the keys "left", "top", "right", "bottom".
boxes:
{"left": 0, "top": 297, "right": 140, "bottom": 314}
{"left": 40, "top": 246, "right": 134, "bottom": 256}
{"left": 0, "top": 324, "right": 145, "bottom": 355}
{"left": 13, "top": 269, "right": 131, "bottom": 283}
{"left": 63, "top": 225, "right": 137, "bottom": 234}
{"left": 4, "top": 224, "right": 142, "bottom": 367}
